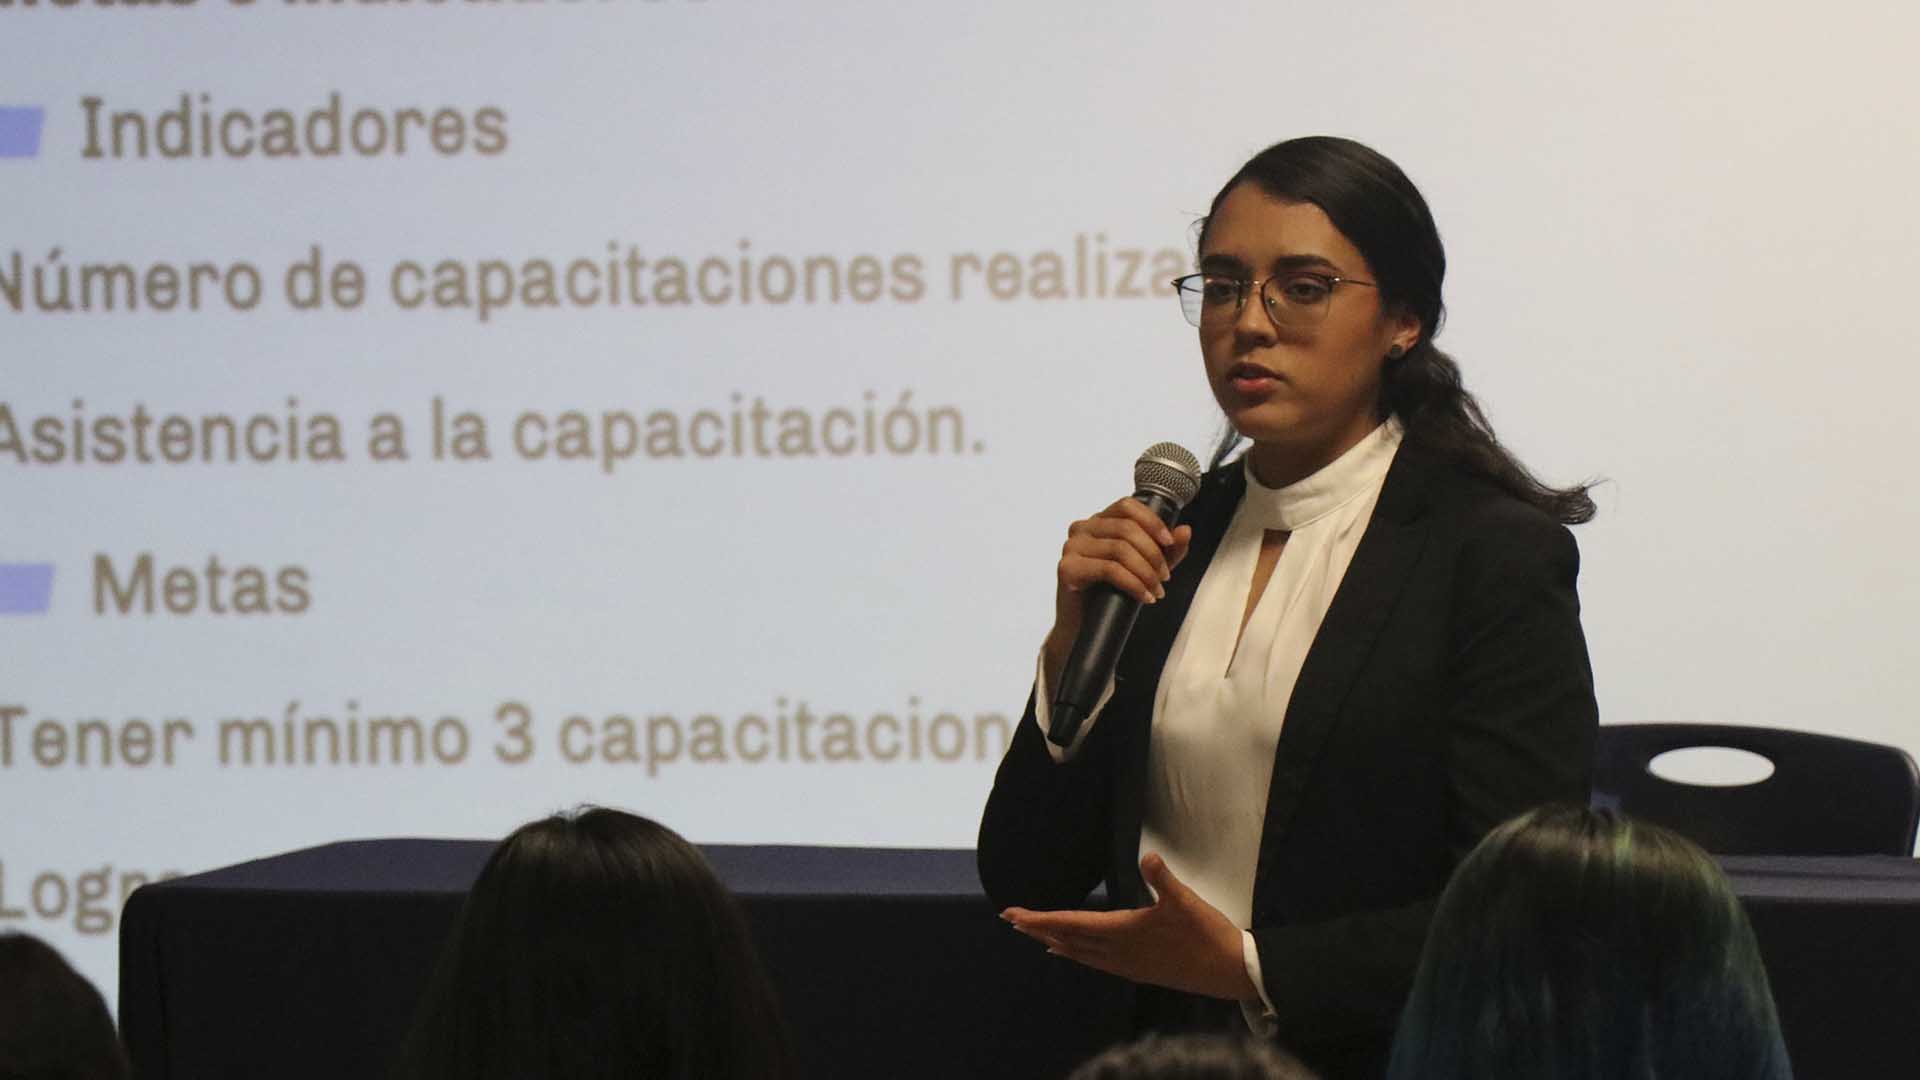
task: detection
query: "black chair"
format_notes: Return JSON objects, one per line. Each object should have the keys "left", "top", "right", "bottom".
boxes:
{"left": 1592, "top": 724, "right": 1920, "bottom": 856}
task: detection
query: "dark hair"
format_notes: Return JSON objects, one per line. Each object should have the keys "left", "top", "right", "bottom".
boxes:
{"left": 1199, "top": 136, "right": 1595, "bottom": 525}
{"left": 1387, "top": 804, "right": 1792, "bottom": 1080}
{"left": 393, "top": 807, "right": 791, "bottom": 1080}
{"left": 0, "top": 932, "right": 130, "bottom": 1080}
{"left": 1068, "top": 1032, "right": 1318, "bottom": 1080}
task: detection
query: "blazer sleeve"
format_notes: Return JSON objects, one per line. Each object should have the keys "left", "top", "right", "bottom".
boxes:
{"left": 976, "top": 686, "right": 1121, "bottom": 911}
{"left": 1251, "top": 505, "right": 1598, "bottom": 1042}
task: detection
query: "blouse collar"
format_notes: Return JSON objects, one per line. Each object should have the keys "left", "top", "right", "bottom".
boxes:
{"left": 1239, "top": 417, "right": 1404, "bottom": 531}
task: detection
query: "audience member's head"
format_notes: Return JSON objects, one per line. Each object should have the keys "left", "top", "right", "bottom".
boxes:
{"left": 1388, "top": 803, "right": 1792, "bottom": 1080}
{"left": 1068, "top": 1032, "right": 1318, "bottom": 1080}
{"left": 0, "top": 932, "right": 130, "bottom": 1080}
{"left": 394, "top": 806, "right": 790, "bottom": 1080}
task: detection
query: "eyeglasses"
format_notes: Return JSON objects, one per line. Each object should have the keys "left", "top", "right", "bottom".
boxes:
{"left": 1170, "top": 271, "right": 1377, "bottom": 330}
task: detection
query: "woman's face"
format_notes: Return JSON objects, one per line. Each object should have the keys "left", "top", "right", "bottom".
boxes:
{"left": 1198, "top": 182, "right": 1419, "bottom": 470}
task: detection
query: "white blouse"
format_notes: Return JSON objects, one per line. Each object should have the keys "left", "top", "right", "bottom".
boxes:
{"left": 1033, "top": 418, "right": 1404, "bottom": 1020}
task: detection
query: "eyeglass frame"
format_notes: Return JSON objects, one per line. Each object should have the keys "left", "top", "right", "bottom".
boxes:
{"left": 1169, "top": 270, "right": 1379, "bottom": 330}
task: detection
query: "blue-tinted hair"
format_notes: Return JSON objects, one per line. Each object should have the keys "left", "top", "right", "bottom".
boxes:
{"left": 1388, "top": 804, "right": 1792, "bottom": 1080}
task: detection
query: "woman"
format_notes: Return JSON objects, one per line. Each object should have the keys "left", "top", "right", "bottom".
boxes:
{"left": 1387, "top": 804, "right": 1792, "bottom": 1079}
{"left": 978, "top": 136, "right": 1598, "bottom": 1079}
{"left": 393, "top": 806, "right": 791, "bottom": 1080}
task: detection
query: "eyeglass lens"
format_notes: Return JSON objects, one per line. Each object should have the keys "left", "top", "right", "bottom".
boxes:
{"left": 1177, "top": 275, "right": 1335, "bottom": 329}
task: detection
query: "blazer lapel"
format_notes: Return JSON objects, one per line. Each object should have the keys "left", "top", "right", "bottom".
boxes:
{"left": 1252, "top": 441, "right": 1439, "bottom": 898}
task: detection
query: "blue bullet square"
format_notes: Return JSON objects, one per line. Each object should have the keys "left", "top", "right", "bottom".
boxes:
{"left": 0, "top": 107, "right": 47, "bottom": 159}
{"left": 0, "top": 563, "right": 55, "bottom": 614}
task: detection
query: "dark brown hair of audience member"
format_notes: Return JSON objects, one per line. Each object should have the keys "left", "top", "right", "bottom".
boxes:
{"left": 1387, "top": 804, "right": 1792, "bottom": 1080}
{"left": 1068, "top": 1032, "right": 1319, "bottom": 1080}
{"left": 392, "top": 806, "right": 792, "bottom": 1080}
{"left": 0, "top": 932, "right": 131, "bottom": 1080}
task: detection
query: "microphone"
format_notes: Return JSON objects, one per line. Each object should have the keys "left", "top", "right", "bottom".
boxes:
{"left": 1048, "top": 442, "right": 1202, "bottom": 748}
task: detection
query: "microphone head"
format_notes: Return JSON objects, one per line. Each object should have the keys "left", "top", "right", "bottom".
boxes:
{"left": 1134, "top": 442, "right": 1202, "bottom": 509}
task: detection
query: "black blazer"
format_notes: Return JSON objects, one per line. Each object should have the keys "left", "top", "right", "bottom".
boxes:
{"left": 978, "top": 432, "right": 1597, "bottom": 1078}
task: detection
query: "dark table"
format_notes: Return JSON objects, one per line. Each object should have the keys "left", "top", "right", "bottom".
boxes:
{"left": 119, "top": 841, "right": 1131, "bottom": 1080}
{"left": 1718, "top": 855, "right": 1920, "bottom": 1078}
{"left": 120, "top": 842, "right": 1920, "bottom": 1080}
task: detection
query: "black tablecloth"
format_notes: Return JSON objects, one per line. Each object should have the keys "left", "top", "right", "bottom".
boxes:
{"left": 1717, "top": 855, "right": 1920, "bottom": 1078}
{"left": 120, "top": 843, "right": 1920, "bottom": 1079}
{"left": 119, "top": 841, "right": 1131, "bottom": 1080}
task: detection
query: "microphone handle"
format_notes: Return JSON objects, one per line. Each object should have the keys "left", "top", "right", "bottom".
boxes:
{"left": 1047, "top": 489, "right": 1181, "bottom": 748}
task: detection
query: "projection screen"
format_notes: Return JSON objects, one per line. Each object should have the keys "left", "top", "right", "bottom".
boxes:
{"left": 4, "top": 0, "right": 1917, "bottom": 1006}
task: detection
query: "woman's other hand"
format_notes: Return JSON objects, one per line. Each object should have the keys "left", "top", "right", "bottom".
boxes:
{"left": 1001, "top": 853, "right": 1257, "bottom": 1002}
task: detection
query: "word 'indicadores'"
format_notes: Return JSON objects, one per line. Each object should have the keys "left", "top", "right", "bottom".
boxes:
{"left": 79, "top": 93, "right": 508, "bottom": 160}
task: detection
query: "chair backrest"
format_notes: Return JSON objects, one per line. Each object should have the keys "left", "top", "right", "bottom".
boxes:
{"left": 1592, "top": 724, "right": 1920, "bottom": 856}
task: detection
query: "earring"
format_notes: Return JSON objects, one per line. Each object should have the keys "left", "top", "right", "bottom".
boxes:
{"left": 1387, "top": 344, "right": 1406, "bottom": 360}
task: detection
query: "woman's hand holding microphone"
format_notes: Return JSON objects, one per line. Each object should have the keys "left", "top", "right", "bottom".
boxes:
{"left": 1042, "top": 498, "right": 1193, "bottom": 694}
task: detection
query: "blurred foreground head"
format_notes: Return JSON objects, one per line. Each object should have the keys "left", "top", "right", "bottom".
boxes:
{"left": 0, "top": 931, "right": 130, "bottom": 1080}
{"left": 395, "top": 806, "right": 790, "bottom": 1080}
{"left": 1069, "top": 1032, "right": 1317, "bottom": 1080}
{"left": 1388, "top": 804, "right": 1791, "bottom": 1080}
